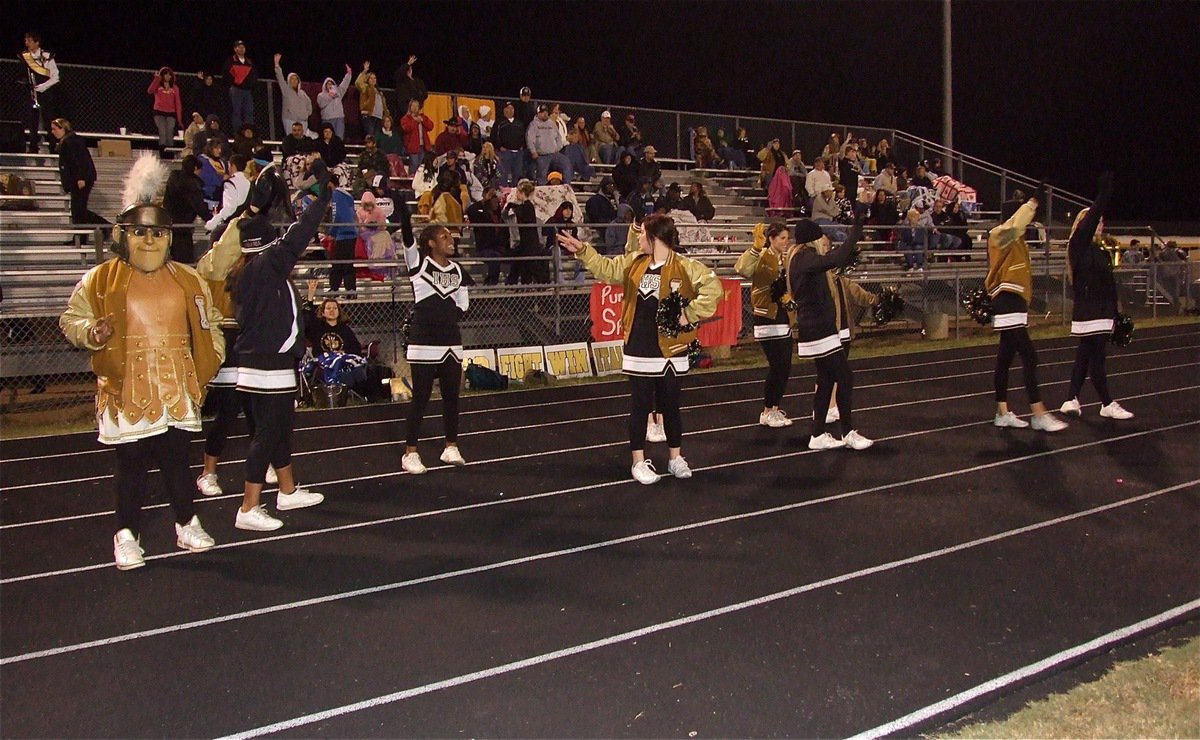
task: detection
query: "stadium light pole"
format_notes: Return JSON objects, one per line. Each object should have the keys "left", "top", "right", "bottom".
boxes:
{"left": 943, "top": 0, "right": 954, "bottom": 174}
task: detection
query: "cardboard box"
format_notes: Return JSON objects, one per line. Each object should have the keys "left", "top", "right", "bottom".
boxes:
{"left": 97, "top": 139, "right": 132, "bottom": 158}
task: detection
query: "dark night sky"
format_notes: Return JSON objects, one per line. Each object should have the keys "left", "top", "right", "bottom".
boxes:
{"left": 10, "top": 0, "right": 1197, "bottom": 222}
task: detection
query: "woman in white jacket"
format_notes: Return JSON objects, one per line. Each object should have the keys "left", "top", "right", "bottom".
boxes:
{"left": 316, "top": 65, "right": 352, "bottom": 140}
{"left": 273, "top": 54, "right": 313, "bottom": 136}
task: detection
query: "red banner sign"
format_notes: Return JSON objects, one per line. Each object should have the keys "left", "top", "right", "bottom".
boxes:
{"left": 589, "top": 278, "right": 742, "bottom": 346}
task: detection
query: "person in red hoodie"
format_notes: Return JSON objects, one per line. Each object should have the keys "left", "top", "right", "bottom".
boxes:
{"left": 147, "top": 67, "right": 184, "bottom": 156}
{"left": 222, "top": 40, "right": 257, "bottom": 131}
{"left": 400, "top": 99, "right": 434, "bottom": 175}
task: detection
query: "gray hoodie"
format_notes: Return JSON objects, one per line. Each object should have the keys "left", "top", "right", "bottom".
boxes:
{"left": 525, "top": 117, "right": 563, "bottom": 156}
{"left": 316, "top": 72, "right": 351, "bottom": 122}
{"left": 275, "top": 66, "right": 313, "bottom": 123}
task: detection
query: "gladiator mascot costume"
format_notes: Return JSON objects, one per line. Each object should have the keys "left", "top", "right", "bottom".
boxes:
{"left": 61, "top": 154, "right": 226, "bottom": 570}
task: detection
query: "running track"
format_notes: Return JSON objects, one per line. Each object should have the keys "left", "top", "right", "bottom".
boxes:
{"left": 1, "top": 325, "right": 1197, "bottom": 737}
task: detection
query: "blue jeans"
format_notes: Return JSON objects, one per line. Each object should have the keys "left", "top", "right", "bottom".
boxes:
{"left": 322, "top": 118, "right": 345, "bottom": 140}
{"left": 814, "top": 218, "right": 847, "bottom": 243}
{"left": 362, "top": 116, "right": 380, "bottom": 140}
{"left": 230, "top": 88, "right": 254, "bottom": 131}
{"left": 407, "top": 152, "right": 425, "bottom": 174}
{"left": 499, "top": 149, "right": 523, "bottom": 186}
{"left": 900, "top": 238, "right": 927, "bottom": 269}
{"left": 534, "top": 152, "right": 573, "bottom": 184}
{"left": 598, "top": 143, "right": 618, "bottom": 165}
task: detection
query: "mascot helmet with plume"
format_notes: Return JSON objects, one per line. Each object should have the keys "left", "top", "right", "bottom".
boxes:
{"left": 113, "top": 153, "right": 172, "bottom": 270}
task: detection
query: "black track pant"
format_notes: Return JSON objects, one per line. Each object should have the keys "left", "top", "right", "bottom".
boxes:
{"left": 113, "top": 428, "right": 195, "bottom": 536}
{"left": 629, "top": 368, "right": 682, "bottom": 450}
{"left": 994, "top": 328, "right": 1040, "bottom": 404}
{"left": 406, "top": 357, "right": 461, "bottom": 446}
{"left": 329, "top": 238, "right": 357, "bottom": 294}
{"left": 760, "top": 338, "right": 793, "bottom": 408}
{"left": 812, "top": 349, "right": 853, "bottom": 437}
{"left": 1067, "top": 334, "right": 1112, "bottom": 405}
{"left": 204, "top": 386, "right": 255, "bottom": 458}
{"left": 244, "top": 392, "right": 294, "bottom": 485}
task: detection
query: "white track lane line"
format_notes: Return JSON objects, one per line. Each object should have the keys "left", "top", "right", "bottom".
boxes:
{"left": 4, "top": 328, "right": 1194, "bottom": 464}
{"left": 847, "top": 598, "right": 1200, "bottom": 739}
{"left": 2, "top": 346, "right": 1193, "bottom": 494}
{"left": 3, "top": 417, "right": 1195, "bottom": 661}
{"left": 3, "top": 365, "right": 1195, "bottom": 532}
{"left": 212, "top": 479, "right": 1199, "bottom": 740}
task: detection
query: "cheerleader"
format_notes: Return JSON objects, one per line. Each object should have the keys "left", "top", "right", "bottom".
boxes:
{"left": 558, "top": 214, "right": 722, "bottom": 484}
{"left": 226, "top": 161, "right": 333, "bottom": 532}
{"left": 399, "top": 202, "right": 473, "bottom": 474}
{"left": 735, "top": 221, "right": 796, "bottom": 428}
{"left": 985, "top": 187, "right": 1067, "bottom": 432}
{"left": 1060, "top": 172, "right": 1132, "bottom": 419}
{"left": 786, "top": 216, "right": 875, "bottom": 450}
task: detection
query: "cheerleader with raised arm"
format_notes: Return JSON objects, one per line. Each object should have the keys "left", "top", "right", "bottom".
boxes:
{"left": 558, "top": 214, "right": 722, "bottom": 485}
{"left": 985, "top": 187, "right": 1067, "bottom": 432}
{"left": 1060, "top": 172, "right": 1132, "bottom": 420}
{"left": 735, "top": 221, "right": 796, "bottom": 428}
{"left": 398, "top": 200, "right": 473, "bottom": 474}
{"left": 786, "top": 216, "right": 877, "bottom": 450}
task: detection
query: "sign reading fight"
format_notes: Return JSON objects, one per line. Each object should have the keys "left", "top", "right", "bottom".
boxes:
{"left": 496, "top": 345, "right": 546, "bottom": 378}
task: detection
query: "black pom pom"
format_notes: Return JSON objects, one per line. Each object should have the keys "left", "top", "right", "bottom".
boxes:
{"left": 872, "top": 286, "right": 905, "bottom": 326}
{"left": 1111, "top": 312, "right": 1134, "bottom": 346}
{"left": 833, "top": 245, "right": 861, "bottom": 277}
{"left": 962, "top": 288, "right": 994, "bottom": 325}
{"left": 400, "top": 314, "right": 412, "bottom": 349}
{"left": 655, "top": 291, "right": 692, "bottom": 338}
{"left": 770, "top": 272, "right": 797, "bottom": 311}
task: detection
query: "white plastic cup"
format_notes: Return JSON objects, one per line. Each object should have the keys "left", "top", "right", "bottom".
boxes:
{"left": 119, "top": 127, "right": 127, "bottom": 135}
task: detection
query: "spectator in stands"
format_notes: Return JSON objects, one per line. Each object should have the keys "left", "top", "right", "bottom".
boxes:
{"left": 544, "top": 202, "right": 581, "bottom": 280}
{"left": 895, "top": 166, "right": 909, "bottom": 192}
{"left": 197, "top": 138, "right": 228, "bottom": 204}
{"left": 564, "top": 130, "right": 595, "bottom": 181}
{"left": 411, "top": 152, "right": 438, "bottom": 197}
{"left": 590, "top": 111, "right": 619, "bottom": 165}
{"left": 875, "top": 139, "right": 891, "bottom": 171}
{"left": 435, "top": 118, "right": 469, "bottom": 155}
{"left": 550, "top": 103, "right": 570, "bottom": 147}
{"left": 503, "top": 179, "right": 547, "bottom": 283}
{"left": 393, "top": 54, "right": 426, "bottom": 110}
{"left": 477, "top": 105, "right": 495, "bottom": 138}
{"left": 820, "top": 133, "right": 841, "bottom": 163}
{"left": 639, "top": 145, "right": 662, "bottom": 185}
{"left": 758, "top": 138, "right": 786, "bottom": 188}
{"left": 273, "top": 54, "right": 313, "bottom": 136}
{"left": 945, "top": 199, "right": 971, "bottom": 252}
{"left": 856, "top": 138, "right": 874, "bottom": 174}
{"left": 355, "top": 61, "right": 389, "bottom": 139}
{"left": 205, "top": 153, "right": 251, "bottom": 233}
{"left": 733, "top": 127, "right": 755, "bottom": 170}
{"left": 788, "top": 149, "right": 808, "bottom": 178}
{"left": 193, "top": 71, "right": 225, "bottom": 122}
{"left": 355, "top": 190, "right": 396, "bottom": 281}
{"left": 586, "top": 177, "right": 620, "bottom": 246}
{"left": 466, "top": 186, "right": 509, "bottom": 284}
{"left": 231, "top": 123, "right": 263, "bottom": 160}
{"left": 812, "top": 186, "right": 844, "bottom": 240}
{"left": 621, "top": 113, "right": 644, "bottom": 157}
{"left": 692, "top": 126, "right": 720, "bottom": 169}
{"left": 282, "top": 121, "right": 317, "bottom": 158}
{"left": 612, "top": 150, "right": 640, "bottom": 200}
{"left": 182, "top": 112, "right": 205, "bottom": 157}
{"left": 873, "top": 161, "right": 898, "bottom": 195}
{"left": 681, "top": 182, "right": 716, "bottom": 222}
{"left": 838, "top": 144, "right": 861, "bottom": 203}
{"left": 473, "top": 141, "right": 500, "bottom": 190}
{"left": 192, "top": 114, "right": 229, "bottom": 160}
{"left": 162, "top": 155, "right": 209, "bottom": 263}
{"left": 423, "top": 169, "right": 469, "bottom": 228}
{"left": 570, "top": 116, "right": 594, "bottom": 162}
{"left": 304, "top": 291, "right": 362, "bottom": 358}
{"left": 865, "top": 188, "right": 899, "bottom": 244}
{"left": 834, "top": 184, "right": 855, "bottom": 224}
{"left": 328, "top": 173, "right": 358, "bottom": 295}
{"left": 356, "top": 134, "right": 390, "bottom": 189}
{"left": 454, "top": 104, "right": 473, "bottom": 134}
{"left": 527, "top": 104, "right": 573, "bottom": 185}
{"left": 222, "top": 40, "right": 257, "bottom": 131}
{"left": 317, "top": 66, "right": 353, "bottom": 140}
{"left": 624, "top": 177, "right": 657, "bottom": 221}
{"left": 401, "top": 99, "right": 435, "bottom": 175}
{"left": 491, "top": 102, "right": 524, "bottom": 186}
{"left": 911, "top": 164, "right": 934, "bottom": 189}
{"left": 515, "top": 86, "right": 537, "bottom": 127}
{"left": 466, "top": 123, "right": 484, "bottom": 156}
{"left": 147, "top": 67, "right": 184, "bottom": 156}
{"left": 930, "top": 199, "right": 963, "bottom": 254}
{"left": 896, "top": 208, "right": 928, "bottom": 272}
{"left": 606, "top": 203, "right": 635, "bottom": 254}
{"left": 376, "top": 113, "right": 403, "bottom": 158}
{"left": 654, "top": 182, "right": 683, "bottom": 216}
{"left": 317, "top": 122, "right": 347, "bottom": 168}
{"left": 805, "top": 157, "right": 833, "bottom": 203}
{"left": 767, "top": 165, "right": 793, "bottom": 217}
{"left": 1119, "top": 241, "right": 1143, "bottom": 265}
{"left": 436, "top": 150, "right": 470, "bottom": 191}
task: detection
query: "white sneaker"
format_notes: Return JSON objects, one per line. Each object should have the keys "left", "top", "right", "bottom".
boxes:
{"left": 808, "top": 433, "right": 845, "bottom": 451}
{"left": 1031, "top": 413, "right": 1068, "bottom": 433}
{"left": 646, "top": 422, "right": 667, "bottom": 443}
{"left": 631, "top": 459, "right": 660, "bottom": 485}
{"left": 994, "top": 412, "right": 1030, "bottom": 428}
{"left": 440, "top": 446, "right": 466, "bottom": 466}
{"left": 113, "top": 529, "right": 145, "bottom": 570}
{"left": 175, "top": 515, "right": 216, "bottom": 552}
{"left": 235, "top": 505, "right": 283, "bottom": 531}
{"left": 668, "top": 456, "right": 693, "bottom": 479}
{"left": 841, "top": 430, "right": 874, "bottom": 450}
{"left": 276, "top": 486, "right": 324, "bottom": 510}
{"left": 1100, "top": 401, "right": 1134, "bottom": 420}
{"left": 1060, "top": 398, "right": 1082, "bottom": 416}
{"left": 195, "top": 472, "right": 223, "bottom": 497}
{"left": 264, "top": 466, "right": 278, "bottom": 485}
{"left": 402, "top": 452, "right": 427, "bottom": 475}
{"left": 773, "top": 409, "right": 794, "bottom": 427}
{"left": 760, "top": 410, "right": 788, "bottom": 428}
{"left": 825, "top": 406, "right": 841, "bottom": 424}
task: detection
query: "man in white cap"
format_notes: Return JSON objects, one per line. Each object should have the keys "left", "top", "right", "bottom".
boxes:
{"left": 477, "top": 104, "right": 494, "bottom": 138}
{"left": 593, "top": 110, "right": 620, "bottom": 164}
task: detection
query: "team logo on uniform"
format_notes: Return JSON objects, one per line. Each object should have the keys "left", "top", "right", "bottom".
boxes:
{"left": 420, "top": 265, "right": 462, "bottom": 297}
{"left": 638, "top": 273, "right": 660, "bottom": 298}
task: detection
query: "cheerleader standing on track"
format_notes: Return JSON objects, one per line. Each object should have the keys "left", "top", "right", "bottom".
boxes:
{"left": 787, "top": 216, "right": 875, "bottom": 450}
{"left": 399, "top": 200, "right": 473, "bottom": 475}
{"left": 558, "top": 214, "right": 722, "bottom": 485}
{"left": 735, "top": 221, "right": 796, "bottom": 428}
{"left": 985, "top": 187, "right": 1067, "bottom": 432}
{"left": 1060, "top": 172, "right": 1132, "bottom": 420}
{"left": 226, "top": 160, "right": 333, "bottom": 531}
